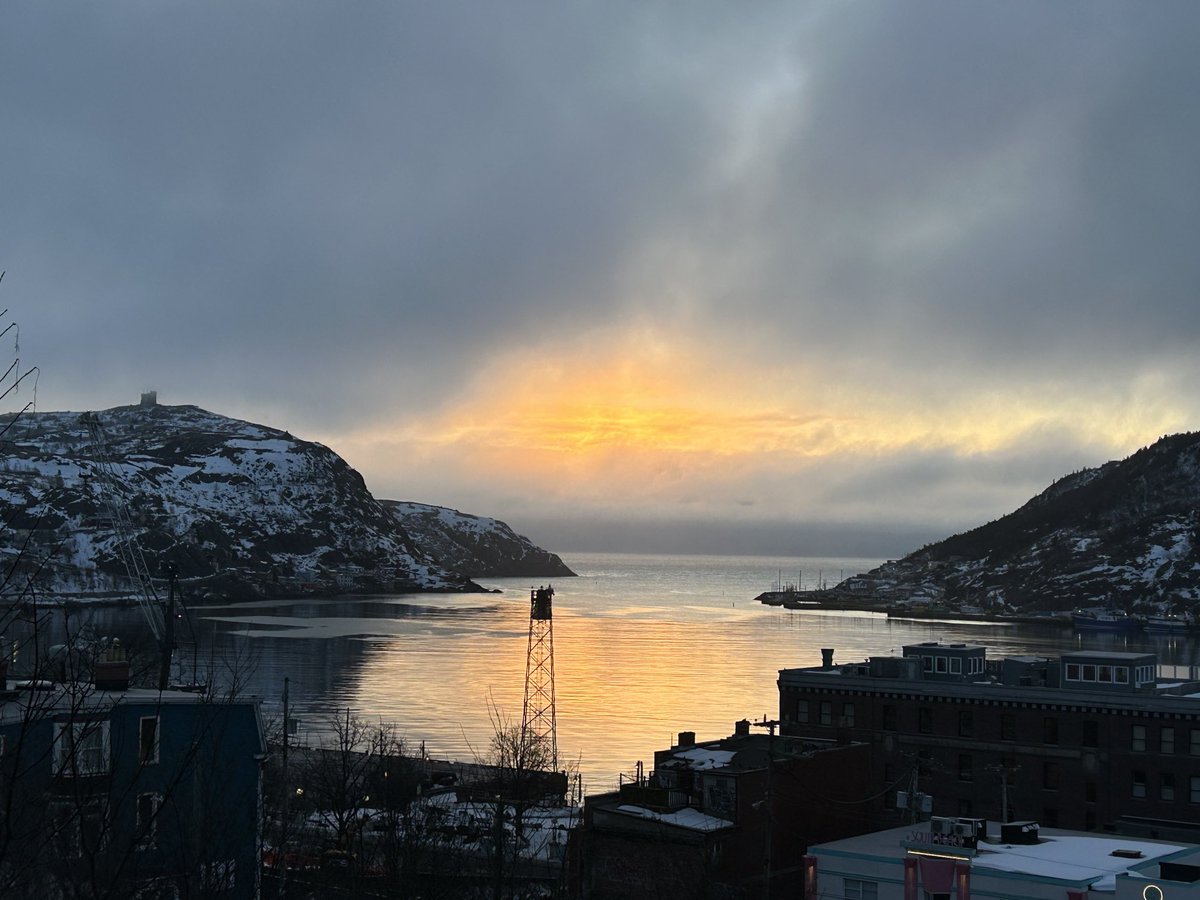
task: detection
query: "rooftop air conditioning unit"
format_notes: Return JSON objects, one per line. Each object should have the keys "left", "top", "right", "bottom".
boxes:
{"left": 930, "top": 816, "right": 954, "bottom": 835}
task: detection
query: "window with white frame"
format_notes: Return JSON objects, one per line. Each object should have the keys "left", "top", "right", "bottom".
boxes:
{"left": 1162, "top": 727, "right": 1176, "bottom": 754}
{"left": 1132, "top": 725, "right": 1147, "bottom": 752}
{"left": 844, "top": 877, "right": 879, "bottom": 899}
{"left": 1132, "top": 771, "right": 1146, "bottom": 798}
{"left": 54, "top": 721, "right": 110, "bottom": 777}
{"left": 136, "top": 792, "right": 161, "bottom": 848}
{"left": 139, "top": 716, "right": 160, "bottom": 765}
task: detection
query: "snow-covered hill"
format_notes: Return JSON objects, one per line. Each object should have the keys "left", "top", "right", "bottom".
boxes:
{"left": 383, "top": 501, "right": 573, "bottom": 579}
{"left": 839, "top": 432, "right": 1200, "bottom": 615}
{"left": 0, "top": 401, "right": 570, "bottom": 603}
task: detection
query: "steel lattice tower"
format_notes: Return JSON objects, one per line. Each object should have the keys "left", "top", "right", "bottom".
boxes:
{"left": 521, "top": 585, "right": 558, "bottom": 771}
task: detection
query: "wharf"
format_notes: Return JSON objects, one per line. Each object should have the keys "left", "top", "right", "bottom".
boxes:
{"left": 756, "top": 589, "right": 1072, "bottom": 628}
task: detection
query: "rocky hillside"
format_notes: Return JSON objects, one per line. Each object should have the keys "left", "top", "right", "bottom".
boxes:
{"left": 383, "top": 501, "right": 573, "bottom": 579}
{"left": 839, "top": 432, "right": 1200, "bottom": 614}
{"left": 0, "top": 402, "right": 571, "bottom": 603}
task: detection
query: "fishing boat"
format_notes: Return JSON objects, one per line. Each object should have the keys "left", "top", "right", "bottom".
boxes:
{"left": 1144, "top": 614, "right": 1191, "bottom": 634}
{"left": 1071, "top": 609, "right": 1143, "bottom": 633}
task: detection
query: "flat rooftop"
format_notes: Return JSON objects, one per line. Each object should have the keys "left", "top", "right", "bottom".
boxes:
{"left": 813, "top": 823, "right": 1189, "bottom": 891}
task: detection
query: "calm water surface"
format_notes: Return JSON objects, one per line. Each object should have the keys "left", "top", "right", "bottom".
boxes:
{"left": 56, "top": 552, "right": 1200, "bottom": 793}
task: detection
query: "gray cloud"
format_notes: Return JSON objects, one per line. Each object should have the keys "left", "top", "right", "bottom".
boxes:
{"left": 3, "top": 2, "right": 1198, "bottom": 552}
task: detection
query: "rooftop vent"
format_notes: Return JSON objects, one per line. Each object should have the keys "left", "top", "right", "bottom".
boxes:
{"left": 1111, "top": 849, "right": 1144, "bottom": 859}
{"left": 1000, "top": 821, "right": 1039, "bottom": 845}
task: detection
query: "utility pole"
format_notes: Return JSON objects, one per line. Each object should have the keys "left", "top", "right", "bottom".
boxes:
{"left": 752, "top": 717, "right": 781, "bottom": 900}
{"left": 280, "top": 677, "right": 290, "bottom": 900}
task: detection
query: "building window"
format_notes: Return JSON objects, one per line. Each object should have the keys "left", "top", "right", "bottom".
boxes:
{"left": 53, "top": 722, "right": 110, "bottom": 777}
{"left": 1162, "top": 774, "right": 1175, "bottom": 801}
{"left": 958, "top": 753, "right": 973, "bottom": 782}
{"left": 1132, "top": 725, "right": 1147, "bottom": 752}
{"left": 844, "top": 883, "right": 883, "bottom": 900}
{"left": 1043, "top": 761, "right": 1059, "bottom": 790}
{"left": 1083, "top": 720, "right": 1098, "bottom": 748}
{"left": 820, "top": 702, "right": 832, "bottom": 726}
{"left": 917, "top": 748, "right": 933, "bottom": 777}
{"left": 844, "top": 877, "right": 879, "bottom": 899}
{"left": 1043, "top": 717, "right": 1058, "bottom": 746}
{"left": 1132, "top": 771, "right": 1146, "bottom": 798}
{"left": 1098, "top": 665, "right": 1112, "bottom": 683}
{"left": 1001, "top": 713, "right": 1016, "bottom": 741}
{"left": 883, "top": 705, "right": 897, "bottom": 732}
{"left": 136, "top": 793, "right": 161, "bottom": 848}
{"left": 918, "top": 708, "right": 933, "bottom": 734}
{"left": 795, "top": 700, "right": 810, "bottom": 724}
{"left": 958, "top": 711, "right": 973, "bottom": 738}
{"left": 1136, "top": 665, "right": 1154, "bottom": 687}
{"left": 202, "top": 860, "right": 237, "bottom": 893}
{"left": 1116, "top": 666, "right": 1129, "bottom": 684}
{"left": 841, "top": 703, "right": 856, "bottom": 727}
{"left": 1192, "top": 776, "right": 1200, "bottom": 804}
{"left": 139, "top": 716, "right": 160, "bottom": 765}
{"left": 1162, "top": 727, "right": 1176, "bottom": 754}
{"left": 51, "top": 801, "right": 105, "bottom": 858}
{"left": 1066, "top": 663, "right": 1081, "bottom": 681}
{"left": 923, "top": 656, "right": 933, "bottom": 672}
{"left": 950, "top": 657, "right": 961, "bottom": 674}
{"left": 935, "top": 656, "right": 947, "bottom": 673}
{"left": 1192, "top": 730, "right": 1200, "bottom": 756}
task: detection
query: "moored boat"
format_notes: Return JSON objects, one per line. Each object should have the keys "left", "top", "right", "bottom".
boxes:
{"left": 1144, "top": 614, "right": 1191, "bottom": 634}
{"left": 1071, "top": 609, "right": 1143, "bottom": 633}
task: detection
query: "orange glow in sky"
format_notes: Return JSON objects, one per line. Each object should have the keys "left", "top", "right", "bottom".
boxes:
{"left": 326, "top": 327, "right": 1193, "bottom": 523}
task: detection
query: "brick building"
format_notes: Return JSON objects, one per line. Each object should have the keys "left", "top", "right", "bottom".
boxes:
{"left": 778, "top": 641, "right": 1200, "bottom": 840}
{"left": 577, "top": 724, "right": 872, "bottom": 899}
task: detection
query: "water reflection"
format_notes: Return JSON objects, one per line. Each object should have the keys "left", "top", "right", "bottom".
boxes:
{"left": 11, "top": 551, "right": 1200, "bottom": 793}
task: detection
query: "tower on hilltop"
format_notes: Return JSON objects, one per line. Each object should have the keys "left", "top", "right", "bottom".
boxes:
{"left": 521, "top": 585, "right": 558, "bottom": 771}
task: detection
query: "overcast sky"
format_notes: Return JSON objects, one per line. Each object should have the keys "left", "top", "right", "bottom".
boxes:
{"left": 3, "top": 2, "right": 1199, "bottom": 557}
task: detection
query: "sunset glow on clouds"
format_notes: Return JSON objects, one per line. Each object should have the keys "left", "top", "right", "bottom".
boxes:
{"left": 325, "top": 324, "right": 1200, "bottom": 549}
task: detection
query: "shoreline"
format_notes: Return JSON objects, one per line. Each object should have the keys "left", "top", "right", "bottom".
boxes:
{"left": 754, "top": 590, "right": 1072, "bottom": 628}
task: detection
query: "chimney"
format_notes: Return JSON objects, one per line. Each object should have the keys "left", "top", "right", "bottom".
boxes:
{"left": 94, "top": 643, "right": 130, "bottom": 691}
{"left": 677, "top": 731, "right": 696, "bottom": 748}
{"left": 821, "top": 648, "right": 835, "bottom": 669}
{"left": 734, "top": 719, "right": 751, "bottom": 737}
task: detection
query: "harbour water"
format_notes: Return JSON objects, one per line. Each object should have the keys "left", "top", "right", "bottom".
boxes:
{"left": 34, "top": 551, "right": 1200, "bottom": 792}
